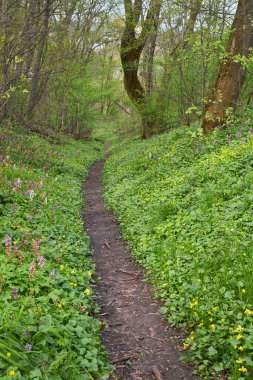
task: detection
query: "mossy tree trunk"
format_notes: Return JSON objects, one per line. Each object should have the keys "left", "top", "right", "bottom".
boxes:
{"left": 120, "top": 0, "right": 162, "bottom": 139}
{"left": 202, "top": 0, "right": 253, "bottom": 133}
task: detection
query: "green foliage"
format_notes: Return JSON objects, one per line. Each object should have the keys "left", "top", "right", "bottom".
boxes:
{"left": 104, "top": 119, "right": 253, "bottom": 379}
{"left": 0, "top": 124, "right": 112, "bottom": 379}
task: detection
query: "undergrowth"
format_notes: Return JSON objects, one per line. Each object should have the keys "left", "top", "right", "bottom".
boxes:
{"left": 0, "top": 124, "right": 111, "bottom": 379}
{"left": 104, "top": 121, "right": 253, "bottom": 379}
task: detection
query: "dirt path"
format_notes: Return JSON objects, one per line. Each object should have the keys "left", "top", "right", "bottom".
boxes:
{"left": 84, "top": 159, "right": 196, "bottom": 380}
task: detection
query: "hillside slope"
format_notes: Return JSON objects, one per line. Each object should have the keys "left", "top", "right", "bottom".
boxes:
{"left": 0, "top": 125, "right": 111, "bottom": 379}
{"left": 104, "top": 125, "right": 253, "bottom": 379}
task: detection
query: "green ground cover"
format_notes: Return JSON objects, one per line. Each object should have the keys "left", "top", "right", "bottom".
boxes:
{"left": 104, "top": 124, "right": 253, "bottom": 379}
{"left": 0, "top": 125, "right": 111, "bottom": 379}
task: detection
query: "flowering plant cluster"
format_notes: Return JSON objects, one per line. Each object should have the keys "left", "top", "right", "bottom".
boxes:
{"left": 0, "top": 126, "right": 110, "bottom": 379}
{"left": 104, "top": 121, "right": 253, "bottom": 379}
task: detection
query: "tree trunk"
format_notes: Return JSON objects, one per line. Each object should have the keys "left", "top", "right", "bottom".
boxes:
{"left": 28, "top": 0, "right": 51, "bottom": 117}
{"left": 158, "top": 0, "right": 202, "bottom": 128}
{"left": 183, "top": 0, "right": 202, "bottom": 48}
{"left": 142, "top": 1, "right": 161, "bottom": 97}
{"left": 202, "top": 0, "right": 253, "bottom": 133}
{"left": 120, "top": 0, "right": 162, "bottom": 139}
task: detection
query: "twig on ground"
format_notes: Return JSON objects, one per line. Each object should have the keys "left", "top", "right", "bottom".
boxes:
{"left": 107, "top": 299, "right": 116, "bottom": 307}
{"left": 112, "top": 355, "right": 136, "bottom": 365}
{"left": 116, "top": 268, "right": 140, "bottom": 276}
{"left": 152, "top": 368, "right": 163, "bottom": 380}
{"left": 108, "top": 322, "right": 123, "bottom": 327}
{"left": 104, "top": 241, "right": 111, "bottom": 250}
{"left": 146, "top": 335, "right": 166, "bottom": 342}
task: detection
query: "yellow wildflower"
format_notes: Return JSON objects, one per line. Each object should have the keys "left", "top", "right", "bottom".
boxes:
{"left": 239, "top": 366, "right": 247, "bottom": 372}
{"left": 245, "top": 308, "right": 253, "bottom": 315}
{"left": 210, "top": 324, "right": 216, "bottom": 329}
{"left": 189, "top": 300, "right": 198, "bottom": 308}
{"left": 57, "top": 303, "right": 63, "bottom": 309}
{"left": 238, "top": 346, "right": 244, "bottom": 352}
{"left": 236, "top": 358, "right": 245, "bottom": 364}
{"left": 242, "top": 289, "right": 246, "bottom": 294}
{"left": 236, "top": 334, "right": 243, "bottom": 340}
{"left": 6, "top": 352, "right": 11, "bottom": 358}
{"left": 235, "top": 325, "right": 244, "bottom": 333}
{"left": 8, "top": 370, "right": 16, "bottom": 376}
{"left": 84, "top": 289, "right": 91, "bottom": 296}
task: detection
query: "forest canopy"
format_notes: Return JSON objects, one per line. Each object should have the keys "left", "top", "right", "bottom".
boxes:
{"left": 0, "top": 0, "right": 252, "bottom": 139}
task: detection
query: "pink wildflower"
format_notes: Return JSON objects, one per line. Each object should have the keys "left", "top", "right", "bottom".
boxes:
{"left": 3, "top": 236, "right": 12, "bottom": 256}
{"left": 22, "top": 233, "right": 29, "bottom": 248}
{"left": 29, "top": 261, "right": 36, "bottom": 278}
{"left": 28, "top": 182, "right": 36, "bottom": 190}
{"left": 14, "top": 178, "right": 22, "bottom": 190}
{"left": 50, "top": 269, "right": 55, "bottom": 279}
{"left": 19, "top": 251, "right": 25, "bottom": 263}
{"left": 37, "top": 255, "right": 45, "bottom": 270}
{"left": 31, "top": 239, "right": 41, "bottom": 255}
{"left": 12, "top": 287, "right": 18, "bottom": 299}
{"left": 25, "top": 343, "right": 32, "bottom": 351}
{"left": 29, "top": 189, "right": 35, "bottom": 201}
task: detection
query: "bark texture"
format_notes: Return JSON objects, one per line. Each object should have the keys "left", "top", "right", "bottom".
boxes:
{"left": 28, "top": 0, "right": 51, "bottom": 116}
{"left": 202, "top": 0, "right": 253, "bottom": 133}
{"left": 120, "top": 0, "right": 162, "bottom": 138}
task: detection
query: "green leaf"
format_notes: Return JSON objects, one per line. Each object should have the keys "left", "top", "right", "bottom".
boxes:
{"left": 207, "top": 347, "right": 218, "bottom": 357}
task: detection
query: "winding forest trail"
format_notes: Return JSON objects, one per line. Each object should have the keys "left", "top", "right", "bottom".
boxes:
{"left": 84, "top": 158, "right": 195, "bottom": 380}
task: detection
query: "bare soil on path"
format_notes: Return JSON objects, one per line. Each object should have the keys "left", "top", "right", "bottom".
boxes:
{"left": 84, "top": 159, "right": 196, "bottom": 380}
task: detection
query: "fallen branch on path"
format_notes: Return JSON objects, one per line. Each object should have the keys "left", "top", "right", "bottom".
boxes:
{"left": 146, "top": 335, "right": 166, "bottom": 343}
{"left": 111, "top": 355, "right": 136, "bottom": 365}
{"left": 116, "top": 268, "right": 141, "bottom": 277}
{"left": 121, "top": 273, "right": 140, "bottom": 281}
{"left": 108, "top": 322, "right": 123, "bottom": 327}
